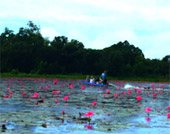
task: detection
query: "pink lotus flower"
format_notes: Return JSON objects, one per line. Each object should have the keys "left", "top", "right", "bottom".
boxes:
{"left": 53, "top": 79, "right": 58, "bottom": 85}
{"left": 31, "top": 92, "right": 38, "bottom": 98}
{"left": 52, "top": 91, "right": 56, "bottom": 94}
{"left": 167, "top": 106, "right": 170, "bottom": 110}
{"left": 70, "top": 85, "right": 73, "bottom": 89}
{"left": 55, "top": 99, "right": 58, "bottom": 103}
{"left": 4, "top": 95, "right": 9, "bottom": 98}
{"left": 107, "top": 113, "right": 110, "bottom": 116}
{"left": 127, "top": 89, "right": 132, "bottom": 92}
{"left": 92, "top": 101, "right": 97, "bottom": 106}
{"left": 128, "top": 92, "right": 132, "bottom": 95}
{"left": 84, "top": 112, "right": 94, "bottom": 117}
{"left": 81, "top": 86, "right": 86, "bottom": 89}
{"left": 34, "top": 92, "right": 38, "bottom": 97}
{"left": 113, "top": 94, "right": 118, "bottom": 98}
{"left": 153, "top": 94, "right": 157, "bottom": 97}
{"left": 118, "top": 87, "right": 121, "bottom": 89}
{"left": 145, "top": 107, "right": 152, "bottom": 112}
{"left": 84, "top": 125, "right": 93, "bottom": 129}
{"left": 106, "top": 90, "right": 110, "bottom": 94}
{"left": 103, "top": 94, "right": 106, "bottom": 97}
{"left": 63, "top": 96, "right": 69, "bottom": 101}
{"left": 22, "top": 92, "right": 26, "bottom": 96}
{"left": 57, "top": 91, "right": 60, "bottom": 94}
{"left": 136, "top": 96, "right": 142, "bottom": 101}
{"left": 122, "top": 92, "right": 126, "bottom": 95}
{"left": 44, "top": 87, "right": 48, "bottom": 90}
{"left": 167, "top": 113, "right": 170, "bottom": 119}
{"left": 137, "top": 90, "right": 141, "bottom": 93}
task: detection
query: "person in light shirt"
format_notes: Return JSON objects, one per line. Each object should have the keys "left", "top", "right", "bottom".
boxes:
{"left": 90, "top": 76, "right": 95, "bottom": 83}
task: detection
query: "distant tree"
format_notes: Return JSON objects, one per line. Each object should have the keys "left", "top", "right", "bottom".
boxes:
{"left": 51, "top": 36, "right": 68, "bottom": 49}
{"left": 0, "top": 21, "right": 169, "bottom": 80}
{"left": 162, "top": 55, "right": 170, "bottom": 62}
{"left": 0, "top": 27, "right": 15, "bottom": 46}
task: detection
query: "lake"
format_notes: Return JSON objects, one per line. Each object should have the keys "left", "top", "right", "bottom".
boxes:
{"left": 0, "top": 77, "right": 170, "bottom": 134}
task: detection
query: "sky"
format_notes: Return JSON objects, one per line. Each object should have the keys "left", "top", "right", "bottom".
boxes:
{"left": 0, "top": 0, "right": 170, "bottom": 59}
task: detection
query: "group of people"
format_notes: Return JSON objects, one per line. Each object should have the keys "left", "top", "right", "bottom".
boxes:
{"left": 86, "top": 71, "right": 108, "bottom": 85}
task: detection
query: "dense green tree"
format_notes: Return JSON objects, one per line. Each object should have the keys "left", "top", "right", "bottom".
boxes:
{"left": 0, "top": 21, "right": 169, "bottom": 80}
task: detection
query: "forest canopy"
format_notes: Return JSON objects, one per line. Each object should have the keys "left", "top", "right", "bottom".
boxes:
{"left": 0, "top": 21, "right": 169, "bottom": 79}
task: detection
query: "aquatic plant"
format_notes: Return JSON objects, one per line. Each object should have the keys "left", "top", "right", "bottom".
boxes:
{"left": 4, "top": 95, "right": 9, "bottom": 98}
{"left": 113, "top": 93, "right": 118, "bottom": 98}
{"left": 167, "top": 113, "right": 170, "bottom": 119}
{"left": 22, "top": 92, "right": 26, "bottom": 96}
{"left": 106, "top": 90, "right": 110, "bottom": 94}
{"left": 84, "top": 112, "right": 94, "bottom": 124}
{"left": 136, "top": 96, "right": 142, "bottom": 101}
{"left": 84, "top": 125, "right": 93, "bottom": 129}
{"left": 52, "top": 91, "right": 56, "bottom": 94}
{"left": 92, "top": 101, "right": 97, "bottom": 106}
{"left": 167, "top": 106, "right": 170, "bottom": 110}
{"left": 63, "top": 96, "right": 69, "bottom": 102}
{"left": 145, "top": 107, "right": 152, "bottom": 117}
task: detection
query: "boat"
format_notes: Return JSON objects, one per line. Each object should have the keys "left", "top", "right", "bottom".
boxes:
{"left": 79, "top": 81, "right": 108, "bottom": 87}
{"left": 80, "top": 81, "right": 117, "bottom": 87}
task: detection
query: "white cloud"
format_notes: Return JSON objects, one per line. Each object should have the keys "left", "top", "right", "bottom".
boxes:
{"left": 41, "top": 27, "right": 61, "bottom": 40}
{"left": 0, "top": 0, "right": 170, "bottom": 59}
{"left": 144, "top": 31, "right": 170, "bottom": 59}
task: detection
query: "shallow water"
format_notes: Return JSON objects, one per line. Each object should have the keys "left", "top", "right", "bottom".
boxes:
{"left": 0, "top": 77, "right": 170, "bottom": 134}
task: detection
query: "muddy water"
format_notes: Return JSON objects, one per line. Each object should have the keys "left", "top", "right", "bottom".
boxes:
{"left": 0, "top": 78, "right": 170, "bottom": 134}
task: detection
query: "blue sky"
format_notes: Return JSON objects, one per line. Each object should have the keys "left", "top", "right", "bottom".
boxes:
{"left": 1, "top": 0, "right": 170, "bottom": 59}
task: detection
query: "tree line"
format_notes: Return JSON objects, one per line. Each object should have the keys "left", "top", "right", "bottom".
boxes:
{"left": 0, "top": 21, "right": 169, "bottom": 79}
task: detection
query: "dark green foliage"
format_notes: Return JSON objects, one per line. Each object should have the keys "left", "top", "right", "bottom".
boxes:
{"left": 0, "top": 21, "right": 169, "bottom": 80}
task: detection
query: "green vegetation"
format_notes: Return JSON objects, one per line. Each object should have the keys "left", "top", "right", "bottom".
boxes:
{"left": 0, "top": 21, "right": 169, "bottom": 82}
{"left": 0, "top": 73, "right": 169, "bottom": 82}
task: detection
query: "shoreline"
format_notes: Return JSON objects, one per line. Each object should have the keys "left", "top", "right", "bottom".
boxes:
{"left": 0, "top": 73, "right": 169, "bottom": 83}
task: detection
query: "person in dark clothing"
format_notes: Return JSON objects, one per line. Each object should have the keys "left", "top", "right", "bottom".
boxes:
{"left": 86, "top": 75, "right": 90, "bottom": 82}
{"left": 95, "top": 77, "right": 100, "bottom": 84}
{"left": 103, "top": 78, "right": 108, "bottom": 85}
